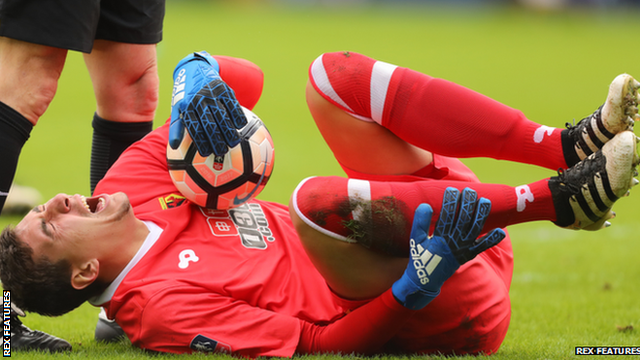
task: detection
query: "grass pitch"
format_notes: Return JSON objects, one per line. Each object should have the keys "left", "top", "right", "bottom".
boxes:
{"left": 3, "top": 2, "right": 640, "bottom": 359}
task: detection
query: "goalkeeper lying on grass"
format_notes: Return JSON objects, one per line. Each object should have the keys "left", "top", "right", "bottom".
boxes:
{"left": 1, "top": 50, "right": 638, "bottom": 357}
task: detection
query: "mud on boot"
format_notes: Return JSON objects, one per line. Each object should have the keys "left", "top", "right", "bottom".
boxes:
{"left": 563, "top": 74, "right": 640, "bottom": 167}
{"left": 552, "top": 130, "right": 640, "bottom": 230}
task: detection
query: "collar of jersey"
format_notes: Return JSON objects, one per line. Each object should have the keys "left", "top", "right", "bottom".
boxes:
{"left": 89, "top": 221, "right": 163, "bottom": 306}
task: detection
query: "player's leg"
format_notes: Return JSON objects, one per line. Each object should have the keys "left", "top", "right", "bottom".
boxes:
{"left": 0, "top": 37, "right": 72, "bottom": 352}
{"left": 0, "top": 0, "right": 115, "bottom": 350}
{"left": 309, "top": 51, "right": 638, "bottom": 172}
{"left": 84, "top": 41, "right": 159, "bottom": 194}
{"left": 306, "top": 80, "right": 433, "bottom": 177}
{"left": 297, "top": 131, "right": 637, "bottom": 243}
{"left": 293, "top": 129, "right": 638, "bottom": 252}
{"left": 301, "top": 53, "right": 638, "bottom": 354}
{"left": 290, "top": 198, "right": 408, "bottom": 299}
{"left": 0, "top": 37, "right": 66, "bottom": 214}
{"left": 85, "top": 42, "right": 157, "bottom": 342}
{"left": 301, "top": 61, "right": 639, "bottom": 295}
{"left": 291, "top": 131, "right": 638, "bottom": 301}
{"left": 305, "top": 76, "right": 545, "bottom": 248}
{"left": 87, "top": 0, "right": 164, "bottom": 341}
{"left": 85, "top": 0, "right": 164, "bottom": 194}
{"left": 306, "top": 50, "right": 639, "bottom": 227}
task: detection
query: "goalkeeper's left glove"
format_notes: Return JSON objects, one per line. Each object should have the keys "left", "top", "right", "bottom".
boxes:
{"left": 170, "top": 51, "right": 247, "bottom": 157}
{"left": 391, "top": 187, "right": 506, "bottom": 310}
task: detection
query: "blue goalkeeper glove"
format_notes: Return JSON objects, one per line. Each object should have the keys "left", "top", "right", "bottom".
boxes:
{"left": 391, "top": 187, "right": 506, "bottom": 310}
{"left": 170, "top": 51, "right": 247, "bottom": 157}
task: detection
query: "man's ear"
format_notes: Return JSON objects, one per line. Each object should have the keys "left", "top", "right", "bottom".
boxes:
{"left": 70, "top": 259, "right": 99, "bottom": 290}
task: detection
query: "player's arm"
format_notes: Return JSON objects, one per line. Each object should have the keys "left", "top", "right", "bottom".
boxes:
{"left": 296, "top": 188, "right": 506, "bottom": 355}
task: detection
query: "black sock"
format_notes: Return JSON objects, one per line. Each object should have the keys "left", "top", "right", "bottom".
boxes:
{"left": 0, "top": 102, "right": 32, "bottom": 213}
{"left": 90, "top": 114, "right": 153, "bottom": 194}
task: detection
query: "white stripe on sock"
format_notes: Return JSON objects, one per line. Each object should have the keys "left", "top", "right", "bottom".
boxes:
{"left": 370, "top": 60, "right": 398, "bottom": 125}
{"left": 310, "top": 54, "right": 353, "bottom": 112}
{"left": 292, "top": 177, "right": 356, "bottom": 243}
{"left": 348, "top": 179, "right": 372, "bottom": 223}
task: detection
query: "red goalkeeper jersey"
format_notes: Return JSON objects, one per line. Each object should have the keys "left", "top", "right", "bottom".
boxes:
{"left": 92, "top": 123, "right": 346, "bottom": 357}
{"left": 89, "top": 54, "right": 513, "bottom": 357}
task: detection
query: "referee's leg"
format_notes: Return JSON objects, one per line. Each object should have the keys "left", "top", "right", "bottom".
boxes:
{"left": 0, "top": 37, "right": 72, "bottom": 352}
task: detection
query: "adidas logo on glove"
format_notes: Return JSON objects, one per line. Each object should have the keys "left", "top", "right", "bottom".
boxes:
{"left": 410, "top": 239, "right": 442, "bottom": 285}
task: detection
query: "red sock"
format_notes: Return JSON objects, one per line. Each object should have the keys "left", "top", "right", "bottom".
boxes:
{"left": 292, "top": 176, "right": 555, "bottom": 255}
{"left": 309, "top": 52, "right": 568, "bottom": 170}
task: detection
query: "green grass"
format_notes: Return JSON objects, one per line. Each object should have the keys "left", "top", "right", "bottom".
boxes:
{"left": 4, "top": 2, "right": 640, "bottom": 359}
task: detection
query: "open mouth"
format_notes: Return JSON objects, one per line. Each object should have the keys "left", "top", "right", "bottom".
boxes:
{"left": 81, "top": 196, "right": 106, "bottom": 213}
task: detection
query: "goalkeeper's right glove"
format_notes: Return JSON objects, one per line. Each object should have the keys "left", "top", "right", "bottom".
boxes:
{"left": 391, "top": 187, "right": 506, "bottom": 310}
{"left": 170, "top": 51, "right": 247, "bottom": 157}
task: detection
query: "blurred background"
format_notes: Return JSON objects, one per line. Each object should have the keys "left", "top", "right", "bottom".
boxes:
{"left": 3, "top": 0, "right": 640, "bottom": 358}
{"left": 8, "top": 0, "right": 640, "bottom": 207}
{"left": 200, "top": 0, "right": 640, "bottom": 10}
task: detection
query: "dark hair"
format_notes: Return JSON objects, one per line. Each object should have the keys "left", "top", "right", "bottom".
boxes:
{"left": 0, "top": 226, "right": 107, "bottom": 316}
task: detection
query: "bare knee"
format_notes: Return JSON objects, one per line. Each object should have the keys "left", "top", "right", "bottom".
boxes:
{"left": 106, "top": 64, "right": 159, "bottom": 122}
{"left": 85, "top": 41, "right": 159, "bottom": 122}
{"left": 0, "top": 37, "right": 67, "bottom": 124}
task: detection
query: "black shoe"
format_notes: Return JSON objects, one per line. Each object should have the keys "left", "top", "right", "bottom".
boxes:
{"left": 562, "top": 74, "right": 639, "bottom": 167}
{"left": 11, "top": 305, "right": 71, "bottom": 352}
{"left": 1, "top": 184, "right": 42, "bottom": 216}
{"left": 551, "top": 130, "right": 639, "bottom": 230}
{"left": 94, "top": 308, "right": 125, "bottom": 343}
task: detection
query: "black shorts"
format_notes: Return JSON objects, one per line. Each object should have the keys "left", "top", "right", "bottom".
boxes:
{"left": 0, "top": 0, "right": 165, "bottom": 53}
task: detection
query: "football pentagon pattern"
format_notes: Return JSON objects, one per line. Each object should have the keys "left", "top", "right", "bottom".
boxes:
{"left": 167, "top": 107, "right": 275, "bottom": 209}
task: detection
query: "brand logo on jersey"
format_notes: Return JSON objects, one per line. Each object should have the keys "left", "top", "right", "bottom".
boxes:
{"left": 189, "top": 334, "right": 231, "bottom": 354}
{"left": 172, "top": 68, "right": 187, "bottom": 106}
{"left": 515, "top": 184, "right": 534, "bottom": 212}
{"left": 199, "top": 203, "right": 275, "bottom": 249}
{"left": 533, "top": 125, "right": 554, "bottom": 143}
{"left": 159, "top": 194, "right": 187, "bottom": 210}
{"left": 213, "top": 220, "right": 231, "bottom": 232}
{"left": 410, "top": 239, "right": 442, "bottom": 285}
{"left": 178, "top": 249, "right": 199, "bottom": 269}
